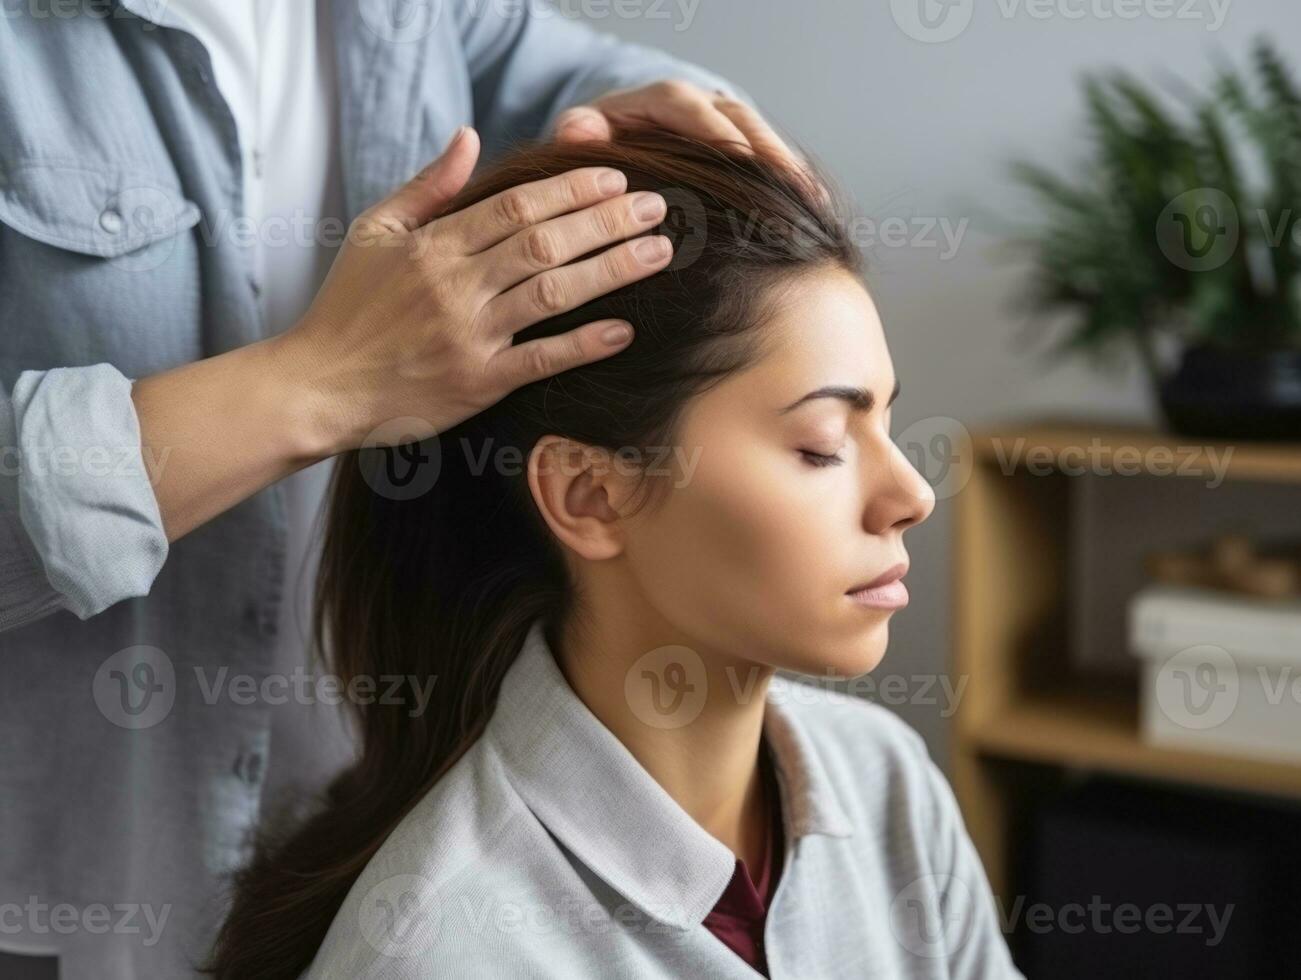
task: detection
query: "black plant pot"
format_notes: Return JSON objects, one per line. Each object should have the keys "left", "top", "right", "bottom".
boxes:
{"left": 1158, "top": 345, "right": 1301, "bottom": 441}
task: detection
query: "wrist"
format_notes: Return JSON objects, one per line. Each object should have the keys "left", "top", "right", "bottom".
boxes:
{"left": 258, "top": 328, "right": 354, "bottom": 463}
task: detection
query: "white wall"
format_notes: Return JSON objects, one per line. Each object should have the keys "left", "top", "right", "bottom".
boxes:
{"left": 568, "top": 0, "right": 1299, "bottom": 768}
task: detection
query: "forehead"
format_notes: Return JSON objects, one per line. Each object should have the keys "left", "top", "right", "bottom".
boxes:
{"left": 732, "top": 267, "right": 892, "bottom": 402}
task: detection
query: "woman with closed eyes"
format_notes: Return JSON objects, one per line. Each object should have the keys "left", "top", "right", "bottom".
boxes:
{"left": 206, "top": 129, "right": 1023, "bottom": 980}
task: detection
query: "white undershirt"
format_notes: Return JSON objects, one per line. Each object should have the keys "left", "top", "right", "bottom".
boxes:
{"left": 156, "top": 0, "right": 358, "bottom": 806}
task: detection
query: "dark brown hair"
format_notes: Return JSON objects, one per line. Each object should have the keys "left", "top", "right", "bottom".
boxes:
{"left": 205, "top": 128, "right": 859, "bottom": 978}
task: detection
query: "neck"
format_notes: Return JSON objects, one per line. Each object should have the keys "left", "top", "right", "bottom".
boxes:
{"left": 553, "top": 609, "right": 776, "bottom": 875}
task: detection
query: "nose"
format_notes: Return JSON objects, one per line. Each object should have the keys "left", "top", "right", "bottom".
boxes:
{"left": 862, "top": 438, "right": 935, "bottom": 535}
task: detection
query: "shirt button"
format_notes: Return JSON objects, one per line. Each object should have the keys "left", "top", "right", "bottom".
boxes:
{"left": 241, "top": 603, "right": 276, "bottom": 636}
{"left": 233, "top": 751, "right": 264, "bottom": 785}
{"left": 98, "top": 209, "right": 123, "bottom": 235}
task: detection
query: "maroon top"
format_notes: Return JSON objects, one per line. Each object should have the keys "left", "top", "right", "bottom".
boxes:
{"left": 702, "top": 740, "right": 785, "bottom": 976}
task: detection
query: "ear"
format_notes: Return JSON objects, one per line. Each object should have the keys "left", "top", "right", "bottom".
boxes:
{"left": 527, "top": 436, "right": 633, "bottom": 561}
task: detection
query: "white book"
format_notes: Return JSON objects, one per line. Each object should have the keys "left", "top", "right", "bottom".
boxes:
{"left": 1129, "top": 583, "right": 1301, "bottom": 668}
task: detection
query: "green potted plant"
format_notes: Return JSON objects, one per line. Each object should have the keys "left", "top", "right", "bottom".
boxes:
{"left": 1006, "top": 38, "right": 1301, "bottom": 440}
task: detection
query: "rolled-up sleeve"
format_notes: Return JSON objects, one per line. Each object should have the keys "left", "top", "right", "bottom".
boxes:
{"left": 455, "top": 0, "right": 756, "bottom": 158}
{"left": 0, "top": 363, "right": 168, "bottom": 630}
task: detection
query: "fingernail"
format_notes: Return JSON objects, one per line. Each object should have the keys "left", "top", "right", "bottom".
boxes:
{"left": 601, "top": 323, "right": 633, "bottom": 347}
{"left": 633, "top": 235, "right": 671, "bottom": 263}
{"left": 633, "top": 192, "right": 666, "bottom": 222}
{"left": 598, "top": 170, "right": 626, "bottom": 195}
{"left": 445, "top": 125, "right": 468, "bottom": 152}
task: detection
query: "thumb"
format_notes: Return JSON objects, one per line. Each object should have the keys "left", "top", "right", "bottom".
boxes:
{"left": 373, "top": 125, "right": 481, "bottom": 232}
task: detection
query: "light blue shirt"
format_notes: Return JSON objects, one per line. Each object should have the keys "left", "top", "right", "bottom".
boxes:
{"left": 307, "top": 618, "right": 1024, "bottom": 978}
{"left": 0, "top": 3, "right": 743, "bottom": 976}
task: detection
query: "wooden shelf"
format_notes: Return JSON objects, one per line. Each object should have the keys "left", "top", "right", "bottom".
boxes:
{"left": 966, "top": 688, "right": 1301, "bottom": 801}
{"left": 949, "top": 419, "right": 1301, "bottom": 901}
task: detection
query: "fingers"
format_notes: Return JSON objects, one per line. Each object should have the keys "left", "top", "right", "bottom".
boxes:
{"left": 484, "top": 234, "right": 673, "bottom": 339}
{"left": 710, "top": 97, "right": 791, "bottom": 165}
{"left": 472, "top": 190, "right": 668, "bottom": 294}
{"left": 428, "top": 166, "right": 629, "bottom": 255}
{"left": 592, "top": 81, "right": 750, "bottom": 148}
{"left": 553, "top": 105, "right": 614, "bottom": 142}
{"left": 489, "top": 318, "right": 636, "bottom": 393}
{"left": 368, "top": 126, "right": 481, "bottom": 233}
{"left": 712, "top": 97, "right": 828, "bottom": 205}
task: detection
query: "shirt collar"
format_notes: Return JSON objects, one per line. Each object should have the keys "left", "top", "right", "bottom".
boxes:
{"left": 485, "top": 618, "right": 854, "bottom": 931}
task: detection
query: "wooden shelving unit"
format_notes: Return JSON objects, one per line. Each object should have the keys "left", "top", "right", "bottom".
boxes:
{"left": 950, "top": 422, "right": 1301, "bottom": 901}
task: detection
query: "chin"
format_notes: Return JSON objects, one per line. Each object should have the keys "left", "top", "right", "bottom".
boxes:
{"left": 838, "top": 633, "right": 890, "bottom": 678}
{"left": 785, "top": 622, "right": 891, "bottom": 681}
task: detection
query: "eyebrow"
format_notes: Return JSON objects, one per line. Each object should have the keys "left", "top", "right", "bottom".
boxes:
{"left": 777, "top": 377, "right": 901, "bottom": 415}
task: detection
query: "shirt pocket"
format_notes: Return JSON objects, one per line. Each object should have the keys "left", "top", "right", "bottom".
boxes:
{"left": 0, "top": 158, "right": 206, "bottom": 376}
{"left": 0, "top": 158, "right": 201, "bottom": 259}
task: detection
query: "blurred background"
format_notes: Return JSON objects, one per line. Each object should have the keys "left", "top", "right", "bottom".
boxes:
{"left": 574, "top": 2, "right": 1301, "bottom": 975}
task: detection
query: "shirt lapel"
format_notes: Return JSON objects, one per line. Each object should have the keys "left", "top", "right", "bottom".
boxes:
{"left": 485, "top": 618, "right": 855, "bottom": 935}
{"left": 486, "top": 618, "right": 738, "bottom": 931}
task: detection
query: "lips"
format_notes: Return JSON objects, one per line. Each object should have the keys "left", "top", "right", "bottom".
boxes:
{"left": 847, "top": 561, "right": 909, "bottom": 594}
{"left": 846, "top": 561, "right": 910, "bottom": 610}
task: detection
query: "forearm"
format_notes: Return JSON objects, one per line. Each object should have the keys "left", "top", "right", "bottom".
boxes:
{"left": 130, "top": 333, "right": 334, "bottom": 542}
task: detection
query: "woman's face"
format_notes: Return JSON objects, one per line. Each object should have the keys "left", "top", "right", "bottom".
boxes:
{"left": 620, "top": 265, "right": 935, "bottom": 679}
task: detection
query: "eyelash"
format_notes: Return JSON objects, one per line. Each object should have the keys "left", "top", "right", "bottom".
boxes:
{"left": 799, "top": 449, "right": 845, "bottom": 468}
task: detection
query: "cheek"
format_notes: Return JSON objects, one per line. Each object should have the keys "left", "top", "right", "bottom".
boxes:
{"left": 624, "top": 443, "right": 850, "bottom": 645}
{"left": 621, "top": 441, "right": 898, "bottom": 679}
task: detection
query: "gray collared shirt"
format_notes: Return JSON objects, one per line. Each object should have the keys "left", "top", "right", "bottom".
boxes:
{"left": 308, "top": 619, "right": 1024, "bottom": 979}
{"left": 0, "top": 3, "right": 741, "bottom": 977}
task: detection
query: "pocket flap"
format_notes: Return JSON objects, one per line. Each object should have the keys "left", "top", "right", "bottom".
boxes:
{"left": 0, "top": 159, "right": 201, "bottom": 258}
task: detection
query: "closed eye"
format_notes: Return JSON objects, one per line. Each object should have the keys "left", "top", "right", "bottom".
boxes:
{"left": 800, "top": 449, "right": 844, "bottom": 467}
